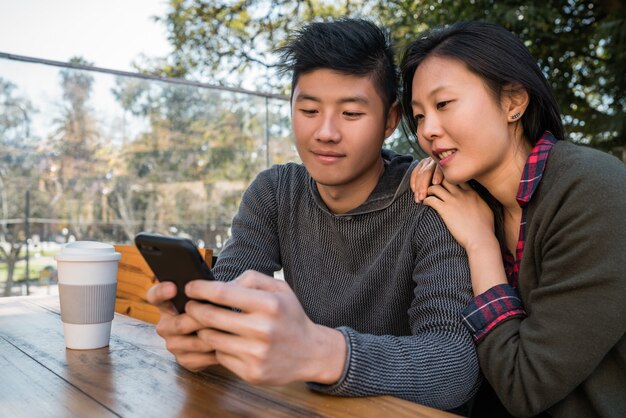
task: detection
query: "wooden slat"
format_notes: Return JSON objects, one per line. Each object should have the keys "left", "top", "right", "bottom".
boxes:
{"left": 114, "top": 244, "right": 159, "bottom": 322}
{"left": 116, "top": 268, "right": 156, "bottom": 302}
{"left": 113, "top": 244, "right": 213, "bottom": 323}
{"left": 115, "top": 244, "right": 155, "bottom": 275}
{"left": 115, "top": 299, "right": 161, "bottom": 324}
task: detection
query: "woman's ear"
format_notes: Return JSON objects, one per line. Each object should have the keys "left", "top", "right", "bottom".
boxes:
{"left": 504, "top": 83, "right": 529, "bottom": 123}
{"left": 384, "top": 101, "right": 402, "bottom": 138}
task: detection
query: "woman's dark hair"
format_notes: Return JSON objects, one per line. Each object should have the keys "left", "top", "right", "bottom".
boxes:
{"left": 400, "top": 21, "right": 564, "bottom": 145}
{"left": 277, "top": 18, "right": 398, "bottom": 112}
{"left": 400, "top": 21, "right": 565, "bottom": 255}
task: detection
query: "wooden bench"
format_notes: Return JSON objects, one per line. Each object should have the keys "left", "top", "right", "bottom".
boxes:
{"left": 114, "top": 245, "right": 213, "bottom": 324}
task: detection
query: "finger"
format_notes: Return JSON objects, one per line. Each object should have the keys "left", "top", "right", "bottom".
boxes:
{"left": 186, "top": 298, "right": 271, "bottom": 338}
{"left": 196, "top": 327, "right": 245, "bottom": 355}
{"left": 426, "top": 184, "right": 452, "bottom": 201}
{"left": 176, "top": 352, "right": 219, "bottom": 372}
{"left": 415, "top": 158, "right": 437, "bottom": 203}
{"left": 433, "top": 163, "right": 445, "bottom": 185}
{"left": 165, "top": 332, "right": 215, "bottom": 354}
{"left": 422, "top": 195, "right": 445, "bottom": 213}
{"left": 439, "top": 178, "right": 463, "bottom": 194}
{"left": 197, "top": 328, "right": 220, "bottom": 346}
{"left": 214, "top": 351, "right": 260, "bottom": 384}
{"left": 186, "top": 299, "right": 245, "bottom": 333}
{"left": 146, "top": 282, "right": 178, "bottom": 315}
{"left": 232, "top": 271, "right": 288, "bottom": 292}
{"left": 410, "top": 157, "right": 433, "bottom": 191}
{"left": 156, "top": 312, "right": 204, "bottom": 337}
{"left": 186, "top": 276, "right": 287, "bottom": 313}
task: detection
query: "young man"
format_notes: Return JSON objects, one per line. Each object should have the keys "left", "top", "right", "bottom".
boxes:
{"left": 147, "top": 18, "right": 479, "bottom": 411}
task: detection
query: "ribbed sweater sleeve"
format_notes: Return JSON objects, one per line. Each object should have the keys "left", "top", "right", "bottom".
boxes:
{"left": 213, "top": 162, "right": 479, "bottom": 410}
{"left": 308, "top": 208, "right": 479, "bottom": 409}
{"left": 211, "top": 169, "right": 282, "bottom": 281}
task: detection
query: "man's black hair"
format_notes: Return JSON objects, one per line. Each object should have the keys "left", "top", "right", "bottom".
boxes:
{"left": 278, "top": 18, "right": 398, "bottom": 112}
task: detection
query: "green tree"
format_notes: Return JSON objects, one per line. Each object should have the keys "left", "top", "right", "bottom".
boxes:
{"left": 143, "top": 0, "right": 352, "bottom": 90}
{"left": 141, "top": 0, "right": 625, "bottom": 158}
{"left": 0, "top": 78, "right": 44, "bottom": 295}
{"left": 43, "top": 57, "right": 109, "bottom": 240}
{"left": 110, "top": 76, "right": 281, "bottom": 243}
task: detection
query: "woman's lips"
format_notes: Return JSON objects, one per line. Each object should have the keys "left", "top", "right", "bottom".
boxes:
{"left": 434, "top": 148, "right": 457, "bottom": 166}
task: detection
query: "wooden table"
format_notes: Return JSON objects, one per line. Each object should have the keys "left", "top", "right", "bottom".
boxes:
{"left": 0, "top": 296, "right": 459, "bottom": 418}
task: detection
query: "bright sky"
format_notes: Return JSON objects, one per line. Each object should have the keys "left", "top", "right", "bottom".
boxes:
{"left": 0, "top": 0, "right": 171, "bottom": 70}
{"left": 0, "top": 0, "right": 172, "bottom": 140}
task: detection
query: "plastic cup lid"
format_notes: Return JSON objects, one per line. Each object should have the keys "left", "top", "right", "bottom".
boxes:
{"left": 54, "top": 241, "right": 121, "bottom": 262}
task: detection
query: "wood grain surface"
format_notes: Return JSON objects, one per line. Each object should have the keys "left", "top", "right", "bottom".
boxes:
{"left": 0, "top": 296, "right": 459, "bottom": 418}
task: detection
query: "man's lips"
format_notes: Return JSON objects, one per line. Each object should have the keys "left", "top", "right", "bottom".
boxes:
{"left": 311, "top": 150, "right": 346, "bottom": 162}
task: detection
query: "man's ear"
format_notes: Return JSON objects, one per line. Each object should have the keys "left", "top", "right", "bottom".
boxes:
{"left": 505, "top": 83, "right": 530, "bottom": 123}
{"left": 384, "top": 101, "right": 401, "bottom": 138}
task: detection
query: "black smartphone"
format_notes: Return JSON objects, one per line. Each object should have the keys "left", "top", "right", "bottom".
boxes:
{"left": 135, "top": 232, "right": 214, "bottom": 313}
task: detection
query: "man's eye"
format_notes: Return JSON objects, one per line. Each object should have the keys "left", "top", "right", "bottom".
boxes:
{"left": 344, "top": 112, "right": 364, "bottom": 118}
{"left": 300, "top": 109, "right": 317, "bottom": 115}
{"left": 436, "top": 101, "right": 450, "bottom": 109}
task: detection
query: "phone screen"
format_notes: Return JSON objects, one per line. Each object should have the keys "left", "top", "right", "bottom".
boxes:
{"left": 135, "top": 233, "right": 214, "bottom": 313}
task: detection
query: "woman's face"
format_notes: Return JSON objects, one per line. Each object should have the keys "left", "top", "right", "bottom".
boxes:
{"left": 410, "top": 55, "right": 523, "bottom": 186}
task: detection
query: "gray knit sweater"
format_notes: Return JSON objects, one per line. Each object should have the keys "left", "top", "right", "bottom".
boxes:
{"left": 212, "top": 150, "right": 480, "bottom": 410}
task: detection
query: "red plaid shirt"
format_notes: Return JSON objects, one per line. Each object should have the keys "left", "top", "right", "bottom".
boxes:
{"left": 462, "top": 132, "right": 558, "bottom": 342}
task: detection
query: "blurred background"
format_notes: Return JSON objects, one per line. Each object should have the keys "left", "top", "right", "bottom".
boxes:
{"left": 0, "top": 0, "right": 624, "bottom": 296}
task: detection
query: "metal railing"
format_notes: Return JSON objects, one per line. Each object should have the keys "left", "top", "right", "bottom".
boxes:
{"left": 0, "top": 52, "right": 295, "bottom": 295}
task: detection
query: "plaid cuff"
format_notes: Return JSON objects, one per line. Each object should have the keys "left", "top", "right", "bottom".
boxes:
{"left": 462, "top": 284, "right": 526, "bottom": 343}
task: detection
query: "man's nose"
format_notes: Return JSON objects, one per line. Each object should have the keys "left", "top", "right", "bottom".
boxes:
{"left": 316, "top": 114, "right": 341, "bottom": 142}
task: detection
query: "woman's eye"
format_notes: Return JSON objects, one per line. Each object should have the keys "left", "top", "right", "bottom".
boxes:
{"left": 414, "top": 114, "right": 424, "bottom": 125}
{"left": 436, "top": 101, "right": 450, "bottom": 109}
{"left": 344, "top": 112, "right": 364, "bottom": 119}
{"left": 300, "top": 109, "right": 318, "bottom": 115}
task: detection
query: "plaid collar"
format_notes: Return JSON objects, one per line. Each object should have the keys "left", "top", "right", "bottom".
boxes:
{"left": 505, "top": 131, "right": 558, "bottom": 287}
{"left": 516, "top": 131, "right": 558, "bottom": 206}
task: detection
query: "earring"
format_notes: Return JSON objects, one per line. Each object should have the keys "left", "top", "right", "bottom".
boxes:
{"left": 511, "top": 112, "right": 521, "bottom": 120}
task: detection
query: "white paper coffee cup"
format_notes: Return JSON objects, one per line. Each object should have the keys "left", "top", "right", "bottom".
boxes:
{"left": 54, "top": 241, "right": 121, "bottom": 349}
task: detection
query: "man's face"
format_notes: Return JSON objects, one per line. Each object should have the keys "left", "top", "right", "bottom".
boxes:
{"left": 291, "top": 69, "right": 397, "bottom": 195}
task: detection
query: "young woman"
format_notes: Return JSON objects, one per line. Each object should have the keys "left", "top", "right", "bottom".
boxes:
{"left": 400, "top": 21, "right": 626, "bottom": 417}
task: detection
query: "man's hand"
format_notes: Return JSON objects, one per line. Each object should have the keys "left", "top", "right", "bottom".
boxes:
{"left": 410, "top": 157, "right": 445, "bottom": 203}
{"left": 146, "top": 281, "right": 218, "bottom": 371}
{"left": 184, "top": 271, "right": 347, "bottom": 386}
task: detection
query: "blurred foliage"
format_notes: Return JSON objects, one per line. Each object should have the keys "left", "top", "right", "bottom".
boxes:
{"left": 110, "top": 76, "right": 289, "bottom": 241}
{"left": 139, "top": 0, "right": 625, "bottom": 158}
{"left": 0, "top": 78, "right": 47, "bottom": 295}
{"left": 42, "top": 57, "right": 112, "bottom": 240}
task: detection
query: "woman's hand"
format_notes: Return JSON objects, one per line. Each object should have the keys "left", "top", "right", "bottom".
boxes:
{"left": 423, "top": 179, "right": 506, "bottom": 295}
{"left": 423, "top": 179, "right": 494, "bottom": 252}
{"left": 410, "top": 157, "right": 445, "bottom": 203}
